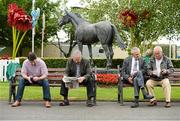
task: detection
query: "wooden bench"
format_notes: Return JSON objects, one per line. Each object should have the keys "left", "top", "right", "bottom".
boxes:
{"left": 117, "top": 68, "right": 180, "bottom": 105}
{"left": 9, "top": 68, "right": 96, "bottom": 103}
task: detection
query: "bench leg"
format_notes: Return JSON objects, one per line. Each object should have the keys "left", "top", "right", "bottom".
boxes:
{"left": 12, "top": 85, "right": 16, "bottom": 102}
{"left": 93, "top": 81, "right": 97, "bottom": 105}
{"left": 118, "top": 79, "right": 124, "bottom": 105}
{"left": 8, "top": 81, "right": 13, "bottom": 104}
{"left": 118, "top": 80, "right": 120, "bottom": 103}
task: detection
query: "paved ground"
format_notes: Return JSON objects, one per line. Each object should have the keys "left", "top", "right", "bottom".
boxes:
{"left": 0, "top": 101, "right": 180, "bottom": 120}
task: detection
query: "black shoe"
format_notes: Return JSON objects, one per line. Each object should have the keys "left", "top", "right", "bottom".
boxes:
{"left": 143, "top": 94, "right": 154, "bottom": 99}
{"left": 131, "top": 99, "right": 139, "bottom": 108}
{"left": 141, "top": 88, "right": 154, "bottom": 99}
{"left": 59, "top": 99, "right": 70, "bottom": 106}
{"left": 86, "top": 98, "right": 95, "bottom": 107}
{"left": 131, "top": 102, "right": 139, "bottom": 108}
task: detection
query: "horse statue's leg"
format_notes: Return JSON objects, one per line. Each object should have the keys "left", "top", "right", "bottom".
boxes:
{"left": 102, "top": 44, "right": 111, "bottom": 69}
{"left": 77, "top": 41, "right": 83, "bottom": 52}
{"left": 87, "top": 44, "right": 94, "bottom": 67}
{"left": 108, "top": 44, "right": 114, "bottom": 67}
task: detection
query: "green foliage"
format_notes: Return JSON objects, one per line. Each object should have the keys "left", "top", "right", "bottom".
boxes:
{"left": 18, "top": 58, "right": 124, "bottom": 68}
{"left": 79, "top": 0, "right": 180, "bottom": 54}
{"left": 44, "top": 58, "right": 68, "bottom": 68}
{"left": 18, "top": 57, "right": 180, "bottom": 68}
{"left": 172, "top": 60, "right": 180, "bottom": 68}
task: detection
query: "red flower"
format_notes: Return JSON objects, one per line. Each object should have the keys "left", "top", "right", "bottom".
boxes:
{"left": 96, "top": 74, "right": 119, "bottom": 84}
{"left": 14, "top": 14, "right": 32, "bottom": 31}
{"left": 118, "top": 9, "right": 138, "bottom": 27}
{"left": 8, "top": 3, "right": 19, "bottom": 26}
{"left": 1, "top": 54, "right": 10, "bottom": 60}
{"left": 8, "top": 3, "right": 32, "bottom": 31}
{"left": 141, "top": 10, "right": 150, "bottom": 20}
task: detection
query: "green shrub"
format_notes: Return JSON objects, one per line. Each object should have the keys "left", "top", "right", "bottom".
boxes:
{"left": 19, "top": 57, "right": 124, "bottom": 68}
{"left": 172, "top": 59, "right": 180, "bottom": 68}
{"left": 18, "top": 57, "right": 180, "bottom": 68}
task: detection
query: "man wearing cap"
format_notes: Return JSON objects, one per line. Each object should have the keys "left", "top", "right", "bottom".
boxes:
{"left": 11, "top": 52, "right": 51, "bottom": 108}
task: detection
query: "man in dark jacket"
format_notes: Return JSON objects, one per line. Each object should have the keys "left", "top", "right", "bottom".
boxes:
{"left": 146, "top": 46, "right": 174, "bottom": 108}
{"left": 121, "top": 47, "right": 153, "bottom": 108}
{"left": 59, "top": 49, "right": 95, "bottom": 107}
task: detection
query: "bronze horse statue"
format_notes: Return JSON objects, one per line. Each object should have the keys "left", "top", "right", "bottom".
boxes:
{"left": 59, "top": 10, "right": 126, "bottom": 68}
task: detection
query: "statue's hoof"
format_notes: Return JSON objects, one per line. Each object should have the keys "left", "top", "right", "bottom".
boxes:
{"left": 90, "top": 62, "right": 94, "bottom": 67}
{"left": 106, "top": 64, "right": 112, "bottom": 70}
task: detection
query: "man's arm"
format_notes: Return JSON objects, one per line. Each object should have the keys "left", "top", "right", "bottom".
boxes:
{"left": 21, "top": 61, "right": 32, "bottom": 83}
{"left": 32, "top": 74, "right": 47, "bottom": 81}
{"left": 161, "top": 57, "right": 174, "bottom": 75}
{"left": 78, "top": 59, "right": 91, "bottom": 83}
{"left": 64, "top": 59, "right": 71, "bottom": 77}
{"left": 141, "top": 58, "right": 148, "bottom": 75}
{"left": 121, "top": 58, "right": 130, "bottom": 80}
{"left": 83, "top": 59, "right": 91, "bottom": 80}
{"left": 147, "top": 59, "right": 154, "bottom": 76}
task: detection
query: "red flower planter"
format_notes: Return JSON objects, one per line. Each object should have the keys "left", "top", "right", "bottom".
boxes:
{"left": 96, "top": 74, "right": 119, "bottom": 84}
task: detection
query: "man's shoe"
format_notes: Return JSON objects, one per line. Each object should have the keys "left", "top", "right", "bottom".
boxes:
{"left": 45, "top": 101, "right": 51, "bottom": 108}
{"left": 141, "top": 88, "right": 154, "bottom": 99}
{"left": 86, "top": 98, "right": 95, "bottom": 107}
{"left": 11, "top": 101, "right": 21, "bottom": 107}
{"left": 148, "top": 100, "right": 157, "bottom": 106}
{"left": 131, "top": 102, "right": 139, "bottom": 108}
{"left": 59, "top": 100, "right": 70, "bottom": 106}
{"left": 143, "top": 94, "right": 154, "bottom": 99}
{"left": 165, "top": 102, "right": 171, "bottom": 108}
{"left": 131, "top": 99, "right": 139, "bottom": 108}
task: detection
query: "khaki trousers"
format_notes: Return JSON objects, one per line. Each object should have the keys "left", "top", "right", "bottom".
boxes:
{"left": 146, "top": 78, "right": 171, "bottom": 102}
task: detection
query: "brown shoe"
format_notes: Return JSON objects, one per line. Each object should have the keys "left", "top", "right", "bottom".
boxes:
{"left": 45, "top": 101, "right": 51, "bottom": 108}
{"left": 11, "top": 101, "right": 21, "bottom": 107}
{"left": 148, "top": 100, "right": 157, "bottom": 106}
{"left": 165, "top": 102, "right": 171, "bottom": 108}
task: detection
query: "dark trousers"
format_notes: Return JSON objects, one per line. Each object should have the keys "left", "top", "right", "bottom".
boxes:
{"left": 16, "top": 77, "right": 51, "bottom": 101}
{"left": 123, "top": 71, "right": 145, "bottom": 97}
{"left": 60, "top": 78, "right": 95, "bottom": 99}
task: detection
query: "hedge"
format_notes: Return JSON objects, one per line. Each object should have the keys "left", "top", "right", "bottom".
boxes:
{"left": 18, "top": 57, "right": 180, "bottom": 68}
{"left": 19, "top": 57, "right": 124, "bottom": 68}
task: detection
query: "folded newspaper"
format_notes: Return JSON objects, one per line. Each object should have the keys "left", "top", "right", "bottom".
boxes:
{"left": 62, "top": 76, "right": 79, "bottom": 88}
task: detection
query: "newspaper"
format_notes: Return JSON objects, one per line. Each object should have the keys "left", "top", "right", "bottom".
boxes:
{"left": 62, "top": 76, "right": 79, "bottom": 89}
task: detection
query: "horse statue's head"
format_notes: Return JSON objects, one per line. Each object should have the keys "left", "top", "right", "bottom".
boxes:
{"left": 59, "top": 10, "right": 84, "bottom": 27}
{"left": 59, "top": 10, "right": 71, "bottom": 27}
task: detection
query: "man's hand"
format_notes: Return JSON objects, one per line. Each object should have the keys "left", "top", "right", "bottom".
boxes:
{"left": 149, "top": 71, "right": 153, "bottom": 76}
{"left": 128, "top": 76, "right": 133, "bottom": 84}
{"left": 32, "top": 77, "right": 39, "bottom": 82}
{"left": 78, "top": 77, "right": 85, "bottom": 83}
{"left": 161, "top": 69, "right": 167, "bottom": 75}
{"left": 131, "top": 71, "right": 138, "bottom": 76}
{"left": 27, "top": 77, "right": 32, "bottom": 83}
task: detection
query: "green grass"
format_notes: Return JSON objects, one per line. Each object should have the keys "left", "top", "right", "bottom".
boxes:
{"left": 0, "top": 82, "right": 180, "bottom": 101}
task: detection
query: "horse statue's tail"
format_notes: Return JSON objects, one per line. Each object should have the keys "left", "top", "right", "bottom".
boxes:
{"left": 111, "top": 24, "right": 127, "bottom": 49}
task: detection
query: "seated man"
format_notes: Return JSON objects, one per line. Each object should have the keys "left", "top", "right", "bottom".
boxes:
{"left": 59, "top": 49, "right": 95, "bottom": 107}
{"left": 11, "top": 52, "right": 51, "bottom": 108}
{"left": 121, "top": 47, "right": 153, "bottom": 108}
{"left": 146, "top": 46, "right": 174, "bottom": 108}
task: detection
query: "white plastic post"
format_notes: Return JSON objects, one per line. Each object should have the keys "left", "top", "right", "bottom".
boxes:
{"left": 41, "top": 13, "right": 45, "bottom": 58}
{"left": 32, "top": 0, "right": 35, "bottom": 52}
